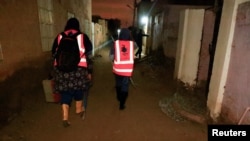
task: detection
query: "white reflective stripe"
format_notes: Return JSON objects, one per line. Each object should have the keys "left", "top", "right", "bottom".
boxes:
{"left": 114, "top": 60, "right": 133, "bottom": 64}
{"left": 59, "top": 35, "right": 63, "bottom": 40}
{"left": 77, "top": 34, "right": 85, "bottom": 52}
{"left": 81, "top": 58, "right": 86, "bottom": 61}
{"left": 113, "top": 67, "right": 133, "bottom": 72}
{"left": 128, "top": 41, "right": 134, "bottom": 61}
{"left": 57, "top": 35, "right": 63, "bottom": 45}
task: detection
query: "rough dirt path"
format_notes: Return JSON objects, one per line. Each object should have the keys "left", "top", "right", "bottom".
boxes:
{"left": 0, "top": 44, "right": 207, "bottom": 141}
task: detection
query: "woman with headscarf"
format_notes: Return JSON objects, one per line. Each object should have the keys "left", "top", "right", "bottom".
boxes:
{"left": 110, "top": 28, "right": 135, "bottom": 110}
{"left": 51, "top": 18, "right": 93, "bottom": 127}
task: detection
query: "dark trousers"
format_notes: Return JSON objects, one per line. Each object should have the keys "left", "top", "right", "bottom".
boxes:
{"left": 114, "top": 75, "right": 129, "bottom": 109}
{"left": 135, "top": 46, "right": 142, "bottom": 59}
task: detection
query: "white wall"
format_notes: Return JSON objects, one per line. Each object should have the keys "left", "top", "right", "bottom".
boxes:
{"left": 175, "top": 9, "right": 204, "bottom": 86}
{"left": 207, "top": 0, "right": 250, "bottom": 121}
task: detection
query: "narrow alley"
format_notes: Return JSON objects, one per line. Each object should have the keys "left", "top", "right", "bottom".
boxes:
{"left": 0, "top": 43, "right": 207, "bottom": 141}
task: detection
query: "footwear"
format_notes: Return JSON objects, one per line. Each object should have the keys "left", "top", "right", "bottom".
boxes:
{"left": 119, "top": 92, "right": 127, "bottom": 110}
{"left": 119, "top": 104, "right": 126, "bottom": 110}
{"left": 62, "top": 120, "right": 70, "bottom": 127}
{"left": 79, "top": 111, "right": 86, "bottom": 120}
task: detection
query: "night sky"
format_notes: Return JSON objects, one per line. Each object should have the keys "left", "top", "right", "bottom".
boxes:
{"left": 92, "top": 0, "right": 138, "bottom": 27}
{"left": 92, "top": 0, "right": 215, "bottom": 27}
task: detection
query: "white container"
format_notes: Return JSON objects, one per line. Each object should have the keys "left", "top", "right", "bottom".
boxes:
{"left": 42, "top": 79, "right": 61, "bottom": 103}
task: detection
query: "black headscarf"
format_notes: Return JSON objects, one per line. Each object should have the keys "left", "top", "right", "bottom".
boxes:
{"left": 118, "top": 28, "right": 132, "bottom": 41}
{"left": 64, "top": 18, "right": 80, "bottom": 31}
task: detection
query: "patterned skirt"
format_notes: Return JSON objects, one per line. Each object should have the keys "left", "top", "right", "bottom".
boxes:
{"left": 53, "top": 67, "right": 89, "bottom": 92}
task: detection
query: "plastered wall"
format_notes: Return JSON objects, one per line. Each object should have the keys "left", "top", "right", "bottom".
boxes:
{"left": 0, "top": 0, "right": 92, "bottom": 81}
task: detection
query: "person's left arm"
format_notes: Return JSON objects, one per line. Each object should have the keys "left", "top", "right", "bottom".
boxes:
{"left": 143, "top": 34, "right": 149, "bottom": 37}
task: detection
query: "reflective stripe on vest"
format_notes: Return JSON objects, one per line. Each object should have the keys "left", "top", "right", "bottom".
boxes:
{"left": 113, "top": 40, "right": 134, "bottom": 76}
{"left": 76, "top": 34, "right": 87, "bottom": 67}
{"left": 54, "top": 32, "right": 87, "bottom": 68}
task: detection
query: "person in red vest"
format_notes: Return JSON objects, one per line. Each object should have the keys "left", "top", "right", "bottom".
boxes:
{"left": 110, "top": 28, "right": 135, "bottom": 110}
{"left": 51, "top": 18, "right": 93, "bottom": 127}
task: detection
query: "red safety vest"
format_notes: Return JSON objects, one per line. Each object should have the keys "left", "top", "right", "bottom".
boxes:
{"left": 54, "top": 30, "right": 87, "bottom": 68}
{"left": 113, "top": 40, "right": 134, "bottom": 76}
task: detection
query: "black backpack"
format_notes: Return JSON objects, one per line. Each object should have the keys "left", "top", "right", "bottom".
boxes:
{"left": 55, "top": 32, "right": 81, "bottom": 72}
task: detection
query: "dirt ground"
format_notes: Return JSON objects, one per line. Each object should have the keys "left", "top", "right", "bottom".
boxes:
{"left": 0, "top": 44, "right": 208, "bottom": 141}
